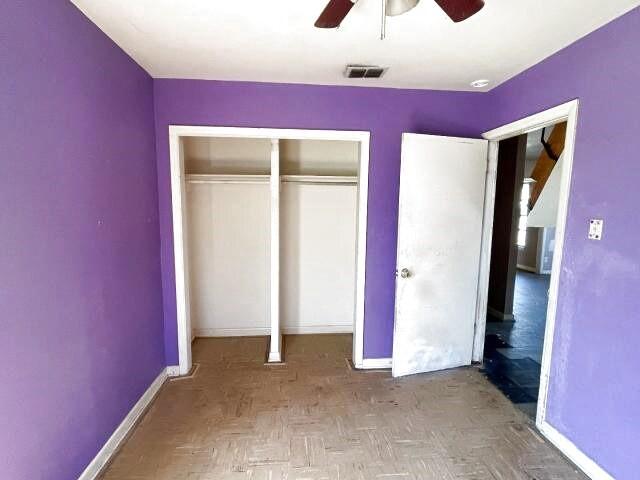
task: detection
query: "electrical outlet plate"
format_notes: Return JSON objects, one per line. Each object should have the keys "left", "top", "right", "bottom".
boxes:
{"left": 588, "top": 219, "right": 603, "bottom": 240}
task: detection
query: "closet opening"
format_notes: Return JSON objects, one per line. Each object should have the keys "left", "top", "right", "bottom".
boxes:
{"left": 169, "top": 127, "right": 370, "bottom": 375}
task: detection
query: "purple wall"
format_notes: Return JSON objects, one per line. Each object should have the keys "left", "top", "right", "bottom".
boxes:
{"left": 154, "top": 10, "right": 640, "bottom": 477}
{"left": 153, "top": 80, "right": 490, "bottom": 363}
{"left": 0, "top": 1, "right": 164, "bottom": 479}
{"left": 485, "top": 8, "right": 640, "bottom": 479}
{"left": 4, "top": 1, "right": 636, "bottom": 478}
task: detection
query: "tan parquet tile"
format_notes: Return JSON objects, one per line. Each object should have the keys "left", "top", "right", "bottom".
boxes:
{"left": 99, "top": 335, "right": 586, "bottom": 480}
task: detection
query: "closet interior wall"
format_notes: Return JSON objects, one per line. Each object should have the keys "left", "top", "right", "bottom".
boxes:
{"left": 280, "top": 139, "right": 359, "bottom": 334}
{"left": 184, "top": 137, "right": 272, "bottom": 338}
{"left": 182, "top": 135, "right": 360, "bottom": 347}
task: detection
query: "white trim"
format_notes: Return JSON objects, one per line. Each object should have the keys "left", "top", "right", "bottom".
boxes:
{"left": 534, "top": 100, "right": 579, "bottom": 428}
{"left": 487, "top": 306, "right": 514, "bottom": 321}
{"left": 194, "top": 325, "right": 354, "bottom": 337}
{"left": 77, "top": 369, "right": 168, "bottom": 480}
{"left": 170, "top": 362, "right": 200, "bottom": 381}
{"left": 516, "top": 264, "right": 538, "bottom": 273}
{"left": 168, "top": 125, "right": 370, "bottom": 143}
{"left": 268, "top": 139, "right": 282, "bottom": 363}
{"left": 535, "top": 227, "right": 553, "bottom": 275}
{"left": 360, "top": 357, "right": 392, "bottom": 369}
{"left": 517, "top": 264, "right": 550, "bottom": 275}
{"left": 482, "top": 101, "right": 578, "bottom": 141}
{"left": 536, "top": 227, "right": 546, "bottom": 274}
{"left": 476, "top": 100, "right": 585, "bottom": 468}
{"left": 168, "top": 126, "right": 370, "bottom": 374}
{"left": 186, "top": 174, "right": 270, "bottom": 184}
{"left": 282, "top": 325, "right": 353, "bottom": 334}
{"left": 538, "top": 421, "right": 614, "bottom": 480}
{"left": 166, "top": 365, "right": 181, "bottom": 377}
{"left": 169, "top": 132, "right": 192, "bottom": 376}
{"left": 472, "top": 140, "right": 498, "bottom": 361}
{"left": 194, "top": 327, "right": 271, "bottom": 337}
{"left": 353, "top": 136, "right": 370, "bottom": 369}
{"left": 281, "top": 175, "right": 358, "bottom": 185}
{"left": 267, "top": 352, "right": 282, "bottom": 363}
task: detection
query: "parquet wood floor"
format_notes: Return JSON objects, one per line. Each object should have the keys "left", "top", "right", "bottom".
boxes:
{"left": 99, "top": 335, "right": 586, "bottom": 480}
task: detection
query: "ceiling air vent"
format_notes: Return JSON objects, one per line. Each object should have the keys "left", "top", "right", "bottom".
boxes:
{"left": 345, "top": 65, "right": 387, "bottom": 79}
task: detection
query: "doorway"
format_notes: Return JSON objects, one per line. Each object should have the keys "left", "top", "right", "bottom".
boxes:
{"left": 473, "top": 100, "right": 580, "bottom": 432}
{"left": 390, "top": 101, "right": 578, "bottom": 388}
{"left": 482, "top": 123, "right": 567, "bottom": 419}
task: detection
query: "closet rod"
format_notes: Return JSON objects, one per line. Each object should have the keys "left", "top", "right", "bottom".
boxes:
{"left": 186, "top": 174, "right": 270, "bottom": 185}
{"left": 281, "top": 175, "right": 358, "bottom": 185}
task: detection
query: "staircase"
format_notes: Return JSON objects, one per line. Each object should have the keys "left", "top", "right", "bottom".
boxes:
{"left": 528, "top": 122, "right": 567, "bottom": 211}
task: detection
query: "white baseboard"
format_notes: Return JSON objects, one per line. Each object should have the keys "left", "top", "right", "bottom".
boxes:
{"left": 538, "top": 420, "right": 614, "bottom": 480}
{"left": 487, "top": 306, "right": 514, "bottom": 321}
{"left": 517, "top": 264, "right": 552, "bottom": 275}
{"left": 283, "top": 325, "right": 353, "bottom": 334}
{"left": 193, "top": 325, "right": 353, "bottom": 337}
{"left": 360, "top": 357, "right": 392, "bottom": 369}
{"left": 267, "top": 351, "right": 283, "bottom": 363}
{"left": 517, "top": 264, "right": 537, "bottom": 273}
{"left": 78, "top": 368, "right": 169, "bottom": 480}
{"left": 194, "top": 327, "right": 270, "bottom": 337}
{"left": 166, "top": 365, "right": 181, "bottom": 377}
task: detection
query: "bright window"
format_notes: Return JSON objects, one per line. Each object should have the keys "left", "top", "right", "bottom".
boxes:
{"left": 517, "top": 182, "right": 530, "bottom": 247}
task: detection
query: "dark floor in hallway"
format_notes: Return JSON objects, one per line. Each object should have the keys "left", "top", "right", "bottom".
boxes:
{"left": 482, "top": 270, "right": 550, "bottom": 418}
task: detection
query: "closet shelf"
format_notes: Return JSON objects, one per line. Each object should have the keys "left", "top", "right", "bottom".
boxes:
{"left": 281, "top": 175, "right": 358, "bottom": 185}
{"left": 186, "top": 174, "right": 270, "bottom": 184}
{"left": 186, "top": 174, "right": 358, "bottom": 185}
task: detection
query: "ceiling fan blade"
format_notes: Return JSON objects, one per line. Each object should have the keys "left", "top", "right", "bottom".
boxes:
{"left": 433, "top": 0, "right": 484, "bottom": 22}
{"left": 314, "top": 0, "right": 356, "bottom": 28}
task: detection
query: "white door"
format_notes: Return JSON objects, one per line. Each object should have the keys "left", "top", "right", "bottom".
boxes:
{"left": 392, "top": 134, "right": 488, "bottom": 377}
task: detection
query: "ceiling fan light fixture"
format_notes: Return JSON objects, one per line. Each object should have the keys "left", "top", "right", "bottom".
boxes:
{"left": 470, "top": 79, "right": 490, "bottom": 88}
{"left": 386, "top": 0, "right": 420, "bottom": 17}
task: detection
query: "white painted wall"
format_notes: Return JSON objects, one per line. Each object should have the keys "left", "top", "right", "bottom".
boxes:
{"left": 280, "top": 139, "right": 359, "bottom": 176}
{"left": 539, "top": 227, "right": 556, "bottom": 273}
{"left": 186, "top": 182, "right": 271, "bottom": 336}
{"left": 281, "top": 183, "right": 357, "bottom": 333}
{"left": 528, "top": 152, "right": 564, "bottom": 227}
{"left": 517, "top": 227, "right": 556, "bottom": 274}
{"left": 517, "top": 227, "right": 539, "bottom": 270}
{"left": 184, "top": 135, "right": 360, "bottom": 338}
{"left": 184, "top": 136, "right": 271, "bottom": 174}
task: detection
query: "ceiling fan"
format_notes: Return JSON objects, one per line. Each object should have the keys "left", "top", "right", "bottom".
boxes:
{"left": 315, "top": 0, "right": 485, "bottom": 33}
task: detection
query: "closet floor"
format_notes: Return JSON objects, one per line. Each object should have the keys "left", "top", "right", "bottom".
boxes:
{"left": 99, "top": 334, "right": 585, "bottom": 480}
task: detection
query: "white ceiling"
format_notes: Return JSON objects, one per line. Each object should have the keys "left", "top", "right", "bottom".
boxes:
{"left": 70, "top": 0, "right": 639, "bottom": 91}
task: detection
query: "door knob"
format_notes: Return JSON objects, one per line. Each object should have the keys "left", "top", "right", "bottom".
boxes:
{"left": 399, "top": 268, "right": 411, "bottom": 278}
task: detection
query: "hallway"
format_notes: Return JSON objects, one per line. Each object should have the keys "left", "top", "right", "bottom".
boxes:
{"left": 483, "top": 271, "right": 550, "bottom": 418}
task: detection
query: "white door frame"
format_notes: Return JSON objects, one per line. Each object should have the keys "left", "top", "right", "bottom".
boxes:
{"left": 471, "top": 101, "right": 610, "bottom": 479}
{"left": 473, "top": 100, "right": 579, "bottom": 421}
{"left": 168, "top": 126, "right": 371, "bottom": 375}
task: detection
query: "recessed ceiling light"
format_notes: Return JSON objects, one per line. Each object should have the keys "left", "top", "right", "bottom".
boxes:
{"left": 470, "top": 79, "right": 490, "bottom": 88}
